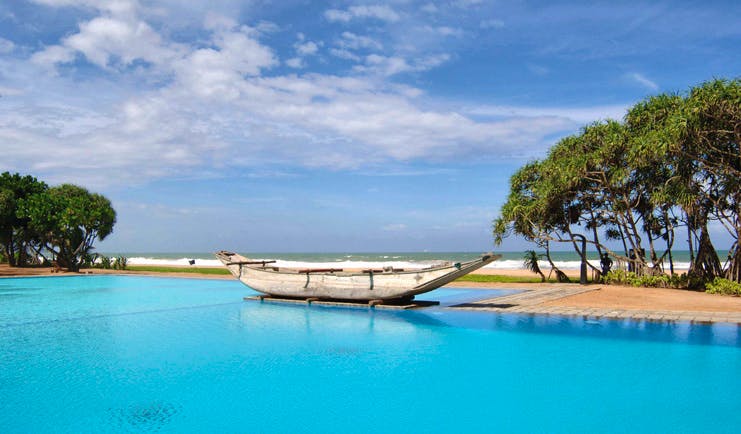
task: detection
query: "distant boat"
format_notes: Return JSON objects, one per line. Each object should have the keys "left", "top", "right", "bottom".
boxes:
{"left": 216, "top": 251, "right": 500, "bottom": 302}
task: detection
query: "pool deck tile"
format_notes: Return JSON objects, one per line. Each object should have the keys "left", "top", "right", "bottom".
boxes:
{"left": 449, "top": 286, "right": 741, "bottom": 325}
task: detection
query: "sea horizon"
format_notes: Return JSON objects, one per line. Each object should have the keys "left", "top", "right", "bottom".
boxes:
{"left": 96, "top": 250, "right": 727, "bottom": 271}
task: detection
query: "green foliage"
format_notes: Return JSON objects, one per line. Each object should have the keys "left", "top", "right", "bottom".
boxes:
{"left": 20, "top": 184, "right": 116, "bottom": 272}
{"left": 705, "top": 278, "right": 741, "bottom": 296}
{"left": 97, "top": 255, "right": 113, "bottom": 269}
{"left": 0, "top": 172, "right": 48, "bottom": 266}
{"left": 494, "top": 78, "right": 741, "bottom": 284}
{"left": 113, "top": 256, "right": 128, "bottom": 270}
{"left": 522, "top": 250, "right": 545, "bottom": 282}
{"left": 603, "top": 270, "right": 697, "bottom": 289}
{"left": 81, "top": 252, "right": 98, "bottom": 268}
{"left": 603, "top": 270, "right": 672, "bottom": 287}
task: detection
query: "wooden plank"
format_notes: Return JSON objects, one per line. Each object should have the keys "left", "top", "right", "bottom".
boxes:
{"left": 243, "top": 295, "right": 439, "bottom": 310}
{"left": 298, "top": 268, "right": 343, "bottom": 273}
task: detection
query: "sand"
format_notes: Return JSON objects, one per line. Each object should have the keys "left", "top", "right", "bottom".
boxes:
{"left": 543, "top": 284, "right": 741, "bottom": 313}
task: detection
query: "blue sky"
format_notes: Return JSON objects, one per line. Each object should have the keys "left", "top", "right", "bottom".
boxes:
{"left": 0, "top": 0, "right": 739, "bottom": 253}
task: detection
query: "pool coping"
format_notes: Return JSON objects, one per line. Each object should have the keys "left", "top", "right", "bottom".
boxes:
{"left": 449, "top": 286, "right": 741, "bottom": 325}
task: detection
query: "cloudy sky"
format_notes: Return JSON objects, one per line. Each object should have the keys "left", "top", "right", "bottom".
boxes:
{"left": 1, "top": 0, "right": 739, "bottom": 253}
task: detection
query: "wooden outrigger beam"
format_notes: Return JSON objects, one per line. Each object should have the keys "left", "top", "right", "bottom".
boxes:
{"left": 298, "top": 268, "right": 343, "bottom": 273}
{"left": 226, "top": 260, "right": 277, "bottom": 266}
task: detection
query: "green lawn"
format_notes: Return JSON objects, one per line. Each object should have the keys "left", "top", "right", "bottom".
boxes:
{"left": 455, "top": 274, "right": 545, "bottom": 283}
{"left": 125, "top": 266, "right": 231, "bottom": 275}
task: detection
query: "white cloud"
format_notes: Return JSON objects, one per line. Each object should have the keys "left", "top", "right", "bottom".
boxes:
{"left": 285, "top": 57, "right": 303, "bottom": 68}
{"left": 337, "top": 32, "right": 382, "bottom": 51}
{"left": 426, "top": 26, "right": 464, "bottom": 37}
{"left": 382, "top": 223, "right": 407, "bottom": 232}
{"left": 2, "top": 0, "right": 596, "bottom": 186}
{"left": 354, "top": 53, "right": 450, "bottom": 76}
{"left": 0, "top": 37, "right": 15, "bottom": 53}
{"left": 204, "top": 12, "right": 237, "bottom": 31}
{"left": 31, "top": 45, "right": 76, "bottom": 67}
{"left": 31, "top": 0, "right": 139, "bottom": 17}
{"left": 454, "top": 0, "right": 483, "bottom": 7}
{"left": 329, "top": 48, "right": 360, "bottom": 61}
{"left": 324, "top": 5, "right": 400, "bottom": 23}
{"left": 0, "top": 86, "right": 24, "bottom": 96}
{"left": 355, "top": 54, "right": 411, "bottom": 76}
{"left": 296, "top": 40, "right": 320, "bottom": 56}
{"left": 626, "top": 72, "right": 659, "bottom": 91}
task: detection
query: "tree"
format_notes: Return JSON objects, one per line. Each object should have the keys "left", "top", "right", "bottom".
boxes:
{"left": 20, "top": 184, "right": 116, "bottom": 271}
{"left": 523, "top": 250, "right": 545, "bottom": 282}
{"left": 680, "top": 79, "right": 740, "bottom": 282}
{"left": 494, "top": 78, "right": 740, "bottom": 286}
{"left": 0, "top": 172, "right": 48, "bottom": 266}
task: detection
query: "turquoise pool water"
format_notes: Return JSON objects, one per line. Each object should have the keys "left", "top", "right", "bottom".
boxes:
{"left": 1, "top": 276, "right": 739, "bottom": 433}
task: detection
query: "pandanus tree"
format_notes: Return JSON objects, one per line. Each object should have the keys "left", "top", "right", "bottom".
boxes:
{"left": 494, "top": 78, "right": 741, "bottom": 285}
{"left": 523, "top": 250, "right": 545, "bottom": 282}
{"left": 627, "top": 79, "right": 740, "bottom": 282}
{"left": 681, "top": 79, "right": 741, "bottom": 282}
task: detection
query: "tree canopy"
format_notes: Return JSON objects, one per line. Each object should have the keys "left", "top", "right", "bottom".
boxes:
{"left": 0, "top": 172, "right": 48, "bottom": 266}
{"left": 493, "top": 78, "right": 740, "bottom": 284}
{"left": 0, "top": 174, "right": 116, "bottom": 271}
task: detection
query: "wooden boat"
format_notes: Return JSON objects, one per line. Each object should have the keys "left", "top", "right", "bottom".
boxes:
{"left": 215, "top": 251, "right": 500, "bottom": 302}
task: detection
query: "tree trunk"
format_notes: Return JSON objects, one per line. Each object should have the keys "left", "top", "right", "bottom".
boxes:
{"left": 574, "top": 234, "right": 588, "bottom": 285}
{"left": 726, "top": 241, "right": 741, "bottom": 283}
{"left": 688, "top": 223, "right": 722, "bottom": 285}
{"left": 545, "top": 241, "right": 570, "bottom": 283}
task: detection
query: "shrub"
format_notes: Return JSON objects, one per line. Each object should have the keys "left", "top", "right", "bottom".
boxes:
{"left": 113, "top": 256, "right": 128, "bottom": 270}
{"left": 81, "top": 253, "right": 98, "bottom": 269}
{"left": 604, "top": 270, "right": 689, "bottom": 288}
{"left": 705, "top": 278, "right": 741, "bottom": 296}
{"left": 98, "top": 255, "right": 112, "bottom": 269}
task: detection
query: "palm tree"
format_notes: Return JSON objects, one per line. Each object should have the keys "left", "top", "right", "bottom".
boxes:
{"left": 523, "top": 250, "right": 546, "bottom": 282}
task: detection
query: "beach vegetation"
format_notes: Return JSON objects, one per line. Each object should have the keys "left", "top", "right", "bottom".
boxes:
{"left": 97, "top": 255, "right": 113, "bottom": 269}
{"left": 81, "top": 252, "right": 99, "bottom": 268}
{"left": 523, "top": 250, "right": 546, "bottom": 282}
{"left": 19, "top": 184, "right": 116, "bottom": 272}
{"left": 113, "top": 256, "right": 128, "bottom": 270}
{"left": 705, "top": 278, "right": 741, "bottom": 296}
{"left": 0, "top": 172, "right": 48, "bottom": 266}
{"left": 493, "top": 78, "right": 741, "bottom": 287}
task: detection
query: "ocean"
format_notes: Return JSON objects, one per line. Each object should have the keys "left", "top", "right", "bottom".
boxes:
{"left": 98, "top": 250, "right": 724, "bottom": 271}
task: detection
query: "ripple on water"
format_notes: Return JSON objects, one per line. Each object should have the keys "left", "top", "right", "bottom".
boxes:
{"left": 109, "top": 401, "right": 180, "bottom": 432}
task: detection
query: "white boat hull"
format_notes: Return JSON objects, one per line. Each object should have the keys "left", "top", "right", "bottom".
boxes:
{"left": 216, "top": 251, "right": 500, "bottom": 301}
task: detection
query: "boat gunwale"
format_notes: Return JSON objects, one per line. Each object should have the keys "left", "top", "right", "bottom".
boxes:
{"left": 236, "top": 256, "right": 494, "bottom": 277}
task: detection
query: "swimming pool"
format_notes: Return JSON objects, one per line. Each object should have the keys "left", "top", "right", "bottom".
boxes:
{"left": 1, "top": 276, "right": 739, "bottom": 433}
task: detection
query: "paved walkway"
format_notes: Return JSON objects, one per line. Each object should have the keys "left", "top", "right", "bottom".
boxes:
{"left": 451, "top": 286, "right": 741, "bottom": 325}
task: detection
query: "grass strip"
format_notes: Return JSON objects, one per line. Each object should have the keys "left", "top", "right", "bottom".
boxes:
{"left": 126, "top": 266, "right": 231, "bottom": 275}
{"left": 456, "top": 274, "right": 546, "bottom": 283}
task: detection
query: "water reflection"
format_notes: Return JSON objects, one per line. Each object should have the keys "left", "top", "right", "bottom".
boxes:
{"left": 238, "top": 289, "right": 740, "bottom": 348}
{"left": 415, "top": 309, "right": 741, "bottom": 347}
